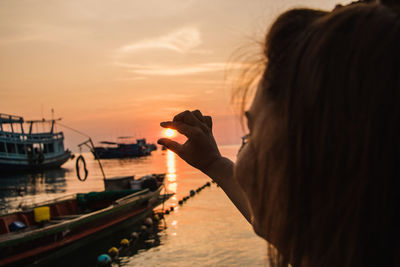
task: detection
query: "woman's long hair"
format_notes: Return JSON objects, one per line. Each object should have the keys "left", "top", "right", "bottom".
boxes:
{"left": 253, "top": 3, "right": 400, "bottom": 266}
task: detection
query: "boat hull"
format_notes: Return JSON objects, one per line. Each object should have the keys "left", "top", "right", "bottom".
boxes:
{"left": 0, "top": 187, "right": 169, "bottom": 266}
{"left": 0, "top": 151, "right": 72, "bottom": 172}
{"left": 34, "top": 206, "right": 154, "bottom": 267}
{"left": 93, "top": 147, "right": 149, "bottom": 159}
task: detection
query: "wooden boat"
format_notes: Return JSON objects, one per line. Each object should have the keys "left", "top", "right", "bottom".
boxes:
{"left": 0, "top": 113, "right": 73, "bottom": 172}
{"left": 93, "top": 137, "right": 157, "bottom": 159}
{"left": 103, "top": 173, "right": 165, "bottom": 191}
{"left": 0, "top": 175, "right": 171, "bottom": 266}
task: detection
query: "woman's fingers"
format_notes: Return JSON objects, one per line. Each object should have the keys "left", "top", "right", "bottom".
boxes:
{"left": 173, "top": 110, "right": 208, "bottom": 131}
{"left": 159, "top": 111, "right": 220, "bottom": 173}
{"left": 157, "top": 138, "right": 183, "bottom": 155}
{"left": 173, "top": 110, "right": 198, "bottom": 125}
{"left": 168, "top": 110, "right": 210, "bottom": 133}
{"left": 160, "top": 121, "right": 200, "bottom": 139}
{"left": 192, "top": 110, "right": 205, "bottom": 123}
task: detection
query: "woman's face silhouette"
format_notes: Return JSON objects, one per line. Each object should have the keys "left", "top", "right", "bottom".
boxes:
{"left": 234, "top": 83, "right": 273, "bottom": 239}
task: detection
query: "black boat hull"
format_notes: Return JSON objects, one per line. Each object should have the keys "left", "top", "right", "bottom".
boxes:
{"left": 0, "top": 152, "right": 72, "bottom": 172}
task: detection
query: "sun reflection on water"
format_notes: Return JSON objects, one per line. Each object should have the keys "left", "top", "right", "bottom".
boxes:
{"left": 166, "top": 150, "right": 177, "bottom": 195}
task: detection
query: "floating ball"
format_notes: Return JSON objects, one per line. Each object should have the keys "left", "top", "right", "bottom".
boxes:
{"left": 97, "top": 254, "right": 112, "bottom": 266}
{"left": 170, "top": 206, "right": 174, "bottom": 211}
{"left": 206, "top": 182, "right": 211, "bottom": 186}
{"left": 108, "top": 247, "right": 119, "bottom": 257}
{"left": 165, "top": 209, "right": 170, "bottom": 214}
{"left": 178, "top": 200, "right": 183, "bottom": 205}
{"left": 190, "top": 190, "right": 195, "bottom": 196}
{"left": 120, "top": 238, "right": 129, "bottom": 247}
{"left": 131, "top": 232, "right": 139, "bottom": 239}
{"left": 145, "top": 217, "right": 153, "bottom": 226}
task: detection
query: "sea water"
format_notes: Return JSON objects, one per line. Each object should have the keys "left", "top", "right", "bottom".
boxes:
{"left": 0, "top": 145, "right": 266, "bottom": 266}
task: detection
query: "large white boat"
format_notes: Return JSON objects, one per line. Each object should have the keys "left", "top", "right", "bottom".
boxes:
{"left": 0, "top": 113, "right": 73, "bottom": 172}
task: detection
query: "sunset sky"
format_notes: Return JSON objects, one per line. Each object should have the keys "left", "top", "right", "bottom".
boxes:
{"left": 1, "top": 0, "right": 347, "bottom": 150}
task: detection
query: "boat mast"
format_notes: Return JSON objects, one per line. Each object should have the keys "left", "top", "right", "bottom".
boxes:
{"left": 50, "top": 120, "right": 55, "bottom": 134}
{"left": 50, "top": 109, "right": 54, "bottom": 134}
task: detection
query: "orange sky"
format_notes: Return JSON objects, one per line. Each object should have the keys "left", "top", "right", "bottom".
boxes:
{"left": 0, "top": 0, "right": 344, "bottom": 151}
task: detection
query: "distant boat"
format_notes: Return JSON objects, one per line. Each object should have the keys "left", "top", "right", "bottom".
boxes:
{"left": 0, "top": 113, "right": 73, "bottom": 172}
{"left": 93, "top": 137, "right": 157, "bottom": 159}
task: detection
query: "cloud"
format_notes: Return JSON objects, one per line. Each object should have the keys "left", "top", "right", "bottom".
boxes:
{"left": 114, "top": 76, "right": 148, "bottom": 81}
{"left": 124, "top": 63, "right": 225, "bottom": 76}
{"left": 113, "top": 26, "right": 246, "bottom": 77}
{"left": 115, "top": 62, "right": 246, "bottom": 76}
{"left": 119, "top": 27, "right": 202, "bottom": 54}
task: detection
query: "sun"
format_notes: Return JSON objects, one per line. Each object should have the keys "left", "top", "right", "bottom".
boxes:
{"left": 163, "top": 128, "right": 177, "bottom": 138}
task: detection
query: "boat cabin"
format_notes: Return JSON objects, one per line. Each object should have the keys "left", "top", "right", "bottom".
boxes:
{"left": 0, "top": 113, "right": 72, "bottom": 171}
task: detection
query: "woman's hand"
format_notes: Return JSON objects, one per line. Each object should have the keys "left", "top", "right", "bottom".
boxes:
{"left": 159, "top": 110, "right": 252, "bottom": 224}
{"left": 157, "top": 110, "right": 221, "bottom": 174}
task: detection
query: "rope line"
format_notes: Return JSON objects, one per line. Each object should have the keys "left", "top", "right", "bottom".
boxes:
{"left": 57, "top": 122, "right": 90, "bottom": 138}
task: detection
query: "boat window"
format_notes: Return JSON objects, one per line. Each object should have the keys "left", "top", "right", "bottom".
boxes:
{"left": 32, "top": 143, "right": 42, "bottom": 155}
{"left": 48, "top": 143, "right": 54, "bottom": 153}
{"left": 17, "top": 144, "right": 25, "bottom": 154}
{"left": 0, "top": 142, "right": 5, "bottom": 153}
{"left": 2, "top": 124, "right": 12, "bottom": 132}
{"left": 6, "top": 143, "right": 16, "bottom": 154}
{"left": 26, "top": 144, "right": 32, "bottom": 155}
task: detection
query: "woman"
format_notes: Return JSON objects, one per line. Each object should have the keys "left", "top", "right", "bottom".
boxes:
{"left": 158, "top": 1, "right": 400, "bottom": 266}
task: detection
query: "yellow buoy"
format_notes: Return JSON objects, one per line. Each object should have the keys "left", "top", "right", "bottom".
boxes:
{"left": 120, "top": 238, "right": 129, "bottom": 247}
{"left": 34, "top": 206, "right": 50, "bottom": 223}
{"left": 108, "top": 247, "right": 119, "bottom": 257}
